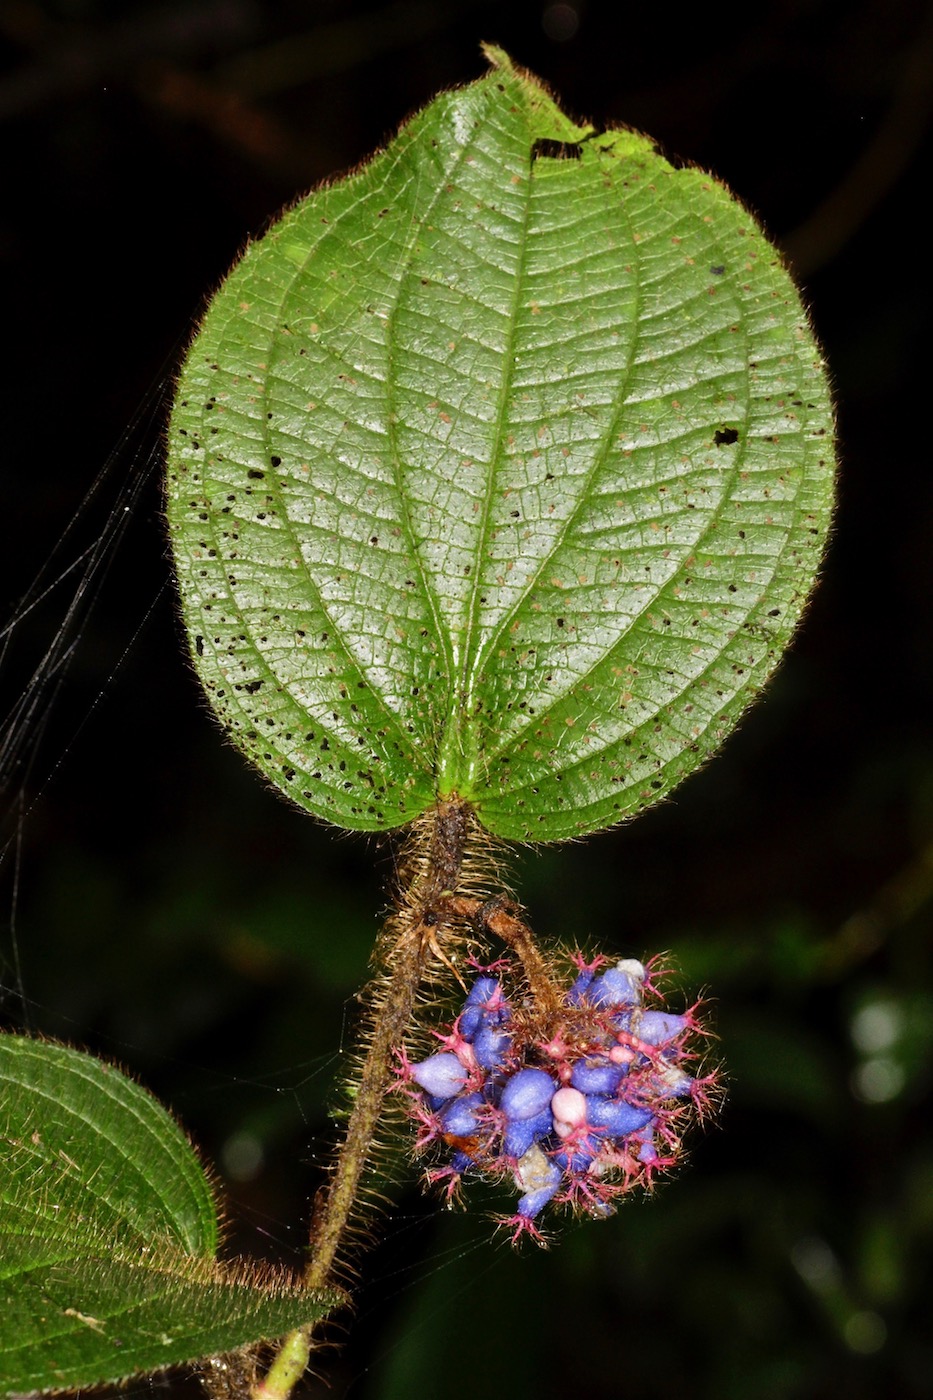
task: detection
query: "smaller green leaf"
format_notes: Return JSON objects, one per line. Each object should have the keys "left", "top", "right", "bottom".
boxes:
{"left": 0, "top": 1035, "right": 340, "bottom": 1395}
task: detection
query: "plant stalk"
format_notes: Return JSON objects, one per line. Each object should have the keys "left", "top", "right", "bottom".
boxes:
{"left": 248, "top": 798, "right": 471, "bottom": 1400}
{"left": 448, "top": 893, "right": 562, "bottom": 1020}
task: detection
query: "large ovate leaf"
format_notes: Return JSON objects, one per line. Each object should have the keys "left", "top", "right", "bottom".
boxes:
{"left": 0, "top": 1035, "right": 340, "bottom": 1394}
{"left": 166, "top": 46, "right": 834, "bottom": 840}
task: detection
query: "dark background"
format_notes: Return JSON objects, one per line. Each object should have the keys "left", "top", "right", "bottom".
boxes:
{"left": 2, "top": 2, "right": 933, "bottom": 1397}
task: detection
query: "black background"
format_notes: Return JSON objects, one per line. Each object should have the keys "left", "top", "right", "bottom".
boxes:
{"left": 2, "top": 2, "right": 933, "bottom": 1397}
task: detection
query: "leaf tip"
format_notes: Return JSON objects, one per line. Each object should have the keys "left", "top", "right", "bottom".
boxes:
{"left": 480, "top": 42, "right": 514, "bottom": 73}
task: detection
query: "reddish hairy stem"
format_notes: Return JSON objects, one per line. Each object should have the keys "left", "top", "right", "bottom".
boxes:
{"left": 447, "top": 894, "right": 563, "bottom": 1022}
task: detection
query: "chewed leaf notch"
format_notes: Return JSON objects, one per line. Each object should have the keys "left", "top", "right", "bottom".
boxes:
{"left": 166, "top": 45, "right": 834, "bottom": 841}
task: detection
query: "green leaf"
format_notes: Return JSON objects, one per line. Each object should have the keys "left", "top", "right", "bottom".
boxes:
{"left": 0, "top": 1035, "right": 340, "bottom": 1395}
{"left": 166, "top": 45, "right": 834, "bottom": 840}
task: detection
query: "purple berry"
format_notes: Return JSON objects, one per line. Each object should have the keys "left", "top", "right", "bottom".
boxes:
{"left": 553, "top": 1140, "right": 600, "bottom": 1173}
{"left": 473, "top": 1023, "right": 512, "bottom": 1069}
{"left": 588, "top": 959, "right": 646, "bottom": 1009}
{"left": 500, "top": 1068, "right": 557, "bottom": 1121}
{"left": 440, "top": 1091, "right": 484, "bottom": 1137}
{"left": 503, "top": 1106, "right": 553, "bottom": 1159}
{"left": 517, "top": 1184, "right": 559, "bottom": 1218}
{"left": 458, "top": 1004, "right": 484, "bottom": 1040}
{"left": 410, "top": 1052, "right": 468, "bottom": 1100}
{"left": 459, "top": 978, "right": 511, "bottom": 1039}
{"left": 636, "top": 1010, "right": 688, "bottom": 1046}
{"left": 570, "top": 1056, "right": 626, "bottom": 1095}
{"left": 586, "top": 1096, "right": 654, "bottom": 1136}
{"left": 466, "top": 976, "right": 501, "bottom": 1006}
{"left": 635, "top": 1129, "right": 660, "bottom": 1165}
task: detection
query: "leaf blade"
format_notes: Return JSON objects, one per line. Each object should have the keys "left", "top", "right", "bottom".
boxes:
{"left": 0, "top": 1036, "right": 339, "bottom": 1394}
{"left": 166, "top": 50, "right": 834, "bottom": 839}
{"left": 0, "top": 1035, "right": 217, "bottom": 1256}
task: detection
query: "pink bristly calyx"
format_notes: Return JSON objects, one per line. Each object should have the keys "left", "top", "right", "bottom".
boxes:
{"left": 398, "top": 956, "right": 714, "bottom": 1242}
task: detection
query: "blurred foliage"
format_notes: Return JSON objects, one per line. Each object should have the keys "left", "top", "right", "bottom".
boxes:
{"left": 2, "top": 1, "right": 933, "bottom": 1397}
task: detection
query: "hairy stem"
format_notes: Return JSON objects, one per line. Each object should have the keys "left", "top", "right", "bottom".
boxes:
{"left": 449, "top": 894, "right": 562, "bottom": 1021}
{"left": 248, "top": 798, "right": 472, "bottom": 1400}
{"left": 304, "top": 909, "right": 429, "bottom": 1290}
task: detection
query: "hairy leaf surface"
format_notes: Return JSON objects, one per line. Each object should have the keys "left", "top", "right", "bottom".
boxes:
{"left": 167, "top": 47, "right": 834, "bottom": 839}
{"left": 0, "top": 1036, "right": 339, "bottom": 1394}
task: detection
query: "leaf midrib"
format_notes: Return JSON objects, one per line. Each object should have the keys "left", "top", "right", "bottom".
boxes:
{"left": 448, "top": 91, "right": 539, "bottom": 789}
{"left": 383, "top": 102, "right": 491, "bottom": 759}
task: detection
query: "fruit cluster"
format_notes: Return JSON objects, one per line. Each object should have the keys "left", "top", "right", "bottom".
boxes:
{"left": 399, "top": 955, "right": 712, "bottom": 1240}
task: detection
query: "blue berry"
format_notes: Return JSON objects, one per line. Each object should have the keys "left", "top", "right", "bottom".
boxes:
{"left": 500, "top": 1067, "right": 556, "bottom": 1122}
{"left": 410, "top": 1052, "right": 467, "bottom": 1100}
{"left": 440, "top": 1091, "right": 484, "bottom": 1138}
{"left": 473, "top": 1022, "right": 512, "bottom": 1069}
{"left": 586, "top": 1096, "right": 654, "bottom": 1136}
{"left": 465, "top": 976, "right": 501, "bottom": 1006}
{"left": 503, "top": 1106, "right": 553, "bottom": 1159}
{"left": 588, "top": 959, "right": 646, "bottom": 1008}
{"left": 401, "top": 955, "right": 710, "bottom": 1237}
{"left": 636, "top": 1009, "right": 688, "bottom": 1045}
{"left": 570, "top": 1056, "right": 626, "bottom": 1095}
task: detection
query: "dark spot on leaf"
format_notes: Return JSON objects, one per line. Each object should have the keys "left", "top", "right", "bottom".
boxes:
{"left": 195, "top": 635, "right": 204, "bottom": 656}
{"left": 270, "top": 455, "right": 282, "bottom": 467}
{"left": 710, "top": 265, "right": 725, "bottom": 275}
{"left": 248, "top": 469, "right": 265, "bottom": 480}
{"left": 714, "top": 428, "right": 739, "bottom": 446}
